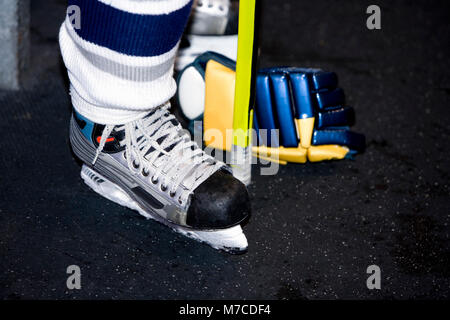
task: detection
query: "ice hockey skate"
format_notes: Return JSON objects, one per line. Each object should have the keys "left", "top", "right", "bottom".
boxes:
{"left": 70, "top": 103, "right": 250, "bottom": 253}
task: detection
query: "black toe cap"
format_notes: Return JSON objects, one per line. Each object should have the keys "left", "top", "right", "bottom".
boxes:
{"left": 186, "top": 169, "right": 251, "bottom": 229}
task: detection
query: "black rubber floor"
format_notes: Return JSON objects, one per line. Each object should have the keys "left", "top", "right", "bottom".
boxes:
{"left": 1, "top": 0, "right": 449, "bottom": 299}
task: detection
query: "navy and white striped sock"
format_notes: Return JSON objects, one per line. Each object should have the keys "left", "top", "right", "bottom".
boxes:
{"left": 59, "top": 0, "right": 193, "bottom": 124}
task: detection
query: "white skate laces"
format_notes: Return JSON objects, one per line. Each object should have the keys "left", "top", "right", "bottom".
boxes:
{"left": 92, "top": 103, "right": 223, "bottom": 204}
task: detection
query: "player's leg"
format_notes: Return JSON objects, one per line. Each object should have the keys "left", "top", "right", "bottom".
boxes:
{"left": 60, "top": 0, "right": 250, "bottom": 253}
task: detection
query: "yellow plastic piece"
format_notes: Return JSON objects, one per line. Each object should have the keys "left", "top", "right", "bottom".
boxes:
{"left": 296, "top": 117, "right": 315, "bottom": 148}
{"left": 253, "top": 153, "right": 288, "bottom": 165}
{"left": 203, "top": 59, "right": 236, "bottom": 151}
{"left": 252, "top": 145, "right": 307, "bottom": 164}
{"left": 307, "top": 145, "right": 349, "bottom": 162}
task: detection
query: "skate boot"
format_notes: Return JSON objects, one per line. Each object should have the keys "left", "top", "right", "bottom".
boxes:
{"left": 70, "top": 103, "right": 250, "bottom": 253}
{"left": 175, "top": 0, "right": 238, "bottom": 71}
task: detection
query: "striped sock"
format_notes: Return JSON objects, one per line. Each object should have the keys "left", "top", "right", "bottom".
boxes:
{"left": 59, "top": 0, "right": 193, "bottom": 124}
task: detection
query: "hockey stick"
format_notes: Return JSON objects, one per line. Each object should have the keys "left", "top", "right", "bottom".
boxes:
{"left": 231, "top": 0, "right": 258, "bottom": 185}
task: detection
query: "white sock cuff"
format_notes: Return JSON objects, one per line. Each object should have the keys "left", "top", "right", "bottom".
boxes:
{"left": 70, "top": 86, "right": 151, "bottom": 125}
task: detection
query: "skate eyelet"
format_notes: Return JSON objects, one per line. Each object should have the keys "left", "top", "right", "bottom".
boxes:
{"left": 142, "top": 168, "right": 149, "bottom": 177}
{"left": 151, "top": 176, "right": 158, "bottom": 184}
{"left": 161, "top": 184, "right": 168, "bottom": 192}
{"left": 178, "top": 197, "right": 183, "bottom": 204}
{"left": 169, "top": 191, "right": 176, "bottom": 197}
{"left": 123, "top": 152, "right": 127, "bottom": 159}
{"left": 132, "top": 160, "right": 140, "bottom": 169}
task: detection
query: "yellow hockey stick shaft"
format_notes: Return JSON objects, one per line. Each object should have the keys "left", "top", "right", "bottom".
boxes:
{"left": 233, "top": 0, "right": 257, "bottom": 147}
{"left": 231, "top": 0, "right": 257, "bottom": 185}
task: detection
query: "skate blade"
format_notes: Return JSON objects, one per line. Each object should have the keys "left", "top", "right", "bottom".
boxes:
{"left": 80, "top": 165, "right": 248, "bottom": 254}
